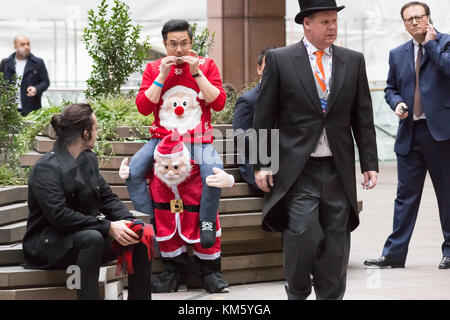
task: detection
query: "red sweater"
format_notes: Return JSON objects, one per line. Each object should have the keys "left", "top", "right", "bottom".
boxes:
{"left": 135, "top": 57, "right": 226, "bottom": 143}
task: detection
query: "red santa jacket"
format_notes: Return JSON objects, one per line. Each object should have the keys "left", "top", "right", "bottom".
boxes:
{"left": 148, "top": 160, "right": 221, "bottom": 243}
{"left": 135, "top": 57, "right": 227, "bottom": 143}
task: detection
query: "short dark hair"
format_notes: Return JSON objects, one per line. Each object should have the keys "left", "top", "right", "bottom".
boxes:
{"left": 257, "top": 46, "right": 277, "bottom": 66}
{"left": 161, "top": 19, "right": 193, "bottom": 42}
{"left": 51, "top": 103, "right": 94, "bottom": 147}
{"left": 400, "top": 1, "right": 431, "bottom": 19}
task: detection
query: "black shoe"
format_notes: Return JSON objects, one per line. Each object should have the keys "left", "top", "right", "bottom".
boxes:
{"left": 439, "top": 256, "right": 450, "bottom": 269}
{"left": 200, "top": 221, "right": 216, "bottom": 249}
{"left": 151, "top": 271, "right": 186, "bottom": 293}
{"left": 202, "top": 272, "right": 230, "bottom": 293}
{"left": 364, "top": 256, "right": 405, "bottom": 268}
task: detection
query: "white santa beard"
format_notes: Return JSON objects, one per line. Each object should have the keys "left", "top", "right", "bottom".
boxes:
{"left": 159, "top": 105, "right": 203, "bottom": 134}
{"left": 154, "top": 158, "right": 192, "bottom": 187}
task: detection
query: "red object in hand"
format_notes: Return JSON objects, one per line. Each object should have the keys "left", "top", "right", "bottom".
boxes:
{"left": 112, "top": 219, "right": 156, "bottom": 276}
{"left": 174, "top": 106, "right": 184, "bottom": 116}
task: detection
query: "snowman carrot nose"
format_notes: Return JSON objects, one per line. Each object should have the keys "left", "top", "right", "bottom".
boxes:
{"left": 174, "top": 106, "right": 184, "bottom": 116}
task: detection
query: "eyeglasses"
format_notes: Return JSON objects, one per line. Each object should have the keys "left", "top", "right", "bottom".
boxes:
{"left": 403, "top": 15, "right": 428, "bottom": 25}
{"left": 166, "top": 41, "right": 191, "bottom": 49}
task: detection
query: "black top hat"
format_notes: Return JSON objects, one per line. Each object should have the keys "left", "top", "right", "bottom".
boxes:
{"left": 295, "top": 0, "right": 345, "bottom": 24}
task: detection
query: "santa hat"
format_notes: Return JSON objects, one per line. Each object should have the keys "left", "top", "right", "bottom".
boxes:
{"left": 154, "top": 130, "right": 187, "bottom": 159}
{"left": 161, "top": 84, "right": 204, "bottom": 102}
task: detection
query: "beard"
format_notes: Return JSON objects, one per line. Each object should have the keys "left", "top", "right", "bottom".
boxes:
{"left": 154, "top": 155, "right": 192, "bottom": 187}
{"left": 159, "top": 104, "right": 202, "bottom": 134}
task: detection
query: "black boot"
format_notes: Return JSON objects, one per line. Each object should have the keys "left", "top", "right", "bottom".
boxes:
{"left": 200, "top": 221, "right": 216, "bottom": 249}
{"left": 195, "top": 256, "right": 229, "bottom": 293}
{"left": 152, "top": 252, "right": 188, "bottom": 293}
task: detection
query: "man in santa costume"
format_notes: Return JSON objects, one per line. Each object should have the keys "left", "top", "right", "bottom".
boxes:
{"left": 126, "top": 19, "right": 227, "bottom": 250}
{"left": 120, "top": 132, "right": 234, "bottom": 293}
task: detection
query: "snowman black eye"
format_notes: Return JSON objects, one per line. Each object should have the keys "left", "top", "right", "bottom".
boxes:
{"left": 165, "top": 166, "right": 169, "bottom": 169}
{"left": 172, "top": 102, "right": 177, "bottom": 108}
{"left": 182, "top": 100, "right": 188, "bottom": 107}
{"left": 174, "top": 165, "right": 178, "bottom": 170}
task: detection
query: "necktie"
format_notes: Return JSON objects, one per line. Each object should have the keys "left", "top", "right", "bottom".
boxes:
{"left": 314, "top": 50, "right": 326, "bottom": 92}
{"left": 414, "top": 44, "right": 423, "bottom": 118}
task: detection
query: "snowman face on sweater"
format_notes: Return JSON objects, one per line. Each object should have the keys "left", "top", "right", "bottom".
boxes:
{"left": 159, "top": 86, "right": 203, "bottom": 134}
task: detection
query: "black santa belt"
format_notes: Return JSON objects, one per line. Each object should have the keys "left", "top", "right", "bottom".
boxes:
{"left": 153, "top": 200, "right": 200, "bottom": 213}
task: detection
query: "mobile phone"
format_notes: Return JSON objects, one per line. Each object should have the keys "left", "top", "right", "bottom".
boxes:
{"left": 400, "top": 105, "right": 407, "bottom": 114}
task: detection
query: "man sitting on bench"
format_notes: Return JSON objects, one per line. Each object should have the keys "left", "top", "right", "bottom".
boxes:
{"left": 22, "top": 103, "right": 153, "bottom": 300}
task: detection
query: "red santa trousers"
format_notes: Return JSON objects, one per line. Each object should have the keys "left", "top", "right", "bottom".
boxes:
{"left": 149, "top": 161, "right": 222, "bottom": 260}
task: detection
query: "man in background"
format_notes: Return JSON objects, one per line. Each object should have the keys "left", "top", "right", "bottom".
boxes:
{"left": 0, "top": 35, "right": 50, "bottom": 116}
{"left": 232, "top": 46, "right": 276, "bottom": 190}
{"left": 364, "top": 1, "right": 450, "bottom": 270}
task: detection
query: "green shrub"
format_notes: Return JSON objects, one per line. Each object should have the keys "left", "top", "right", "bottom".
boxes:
{"left": 83, "top": 0, "right": 151, "bottom": 98}
{"left": 0, "top": 73, "right": 22, "bottom": 164}
{"left": 211, "top": 80, "right": 259, "bottom": 125}
{"left": 191, "top": 22, "right": 215, "bottom": 57}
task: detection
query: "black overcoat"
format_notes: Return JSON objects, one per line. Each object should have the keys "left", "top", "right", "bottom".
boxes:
{"left": 23, "top": 141, "right": 133, "bottom": 269}
{"left": 0, "top": 53, "right": 50, "bottom": 115}
{"left": 253, "top": 41, "right": 379, "bottom": 232}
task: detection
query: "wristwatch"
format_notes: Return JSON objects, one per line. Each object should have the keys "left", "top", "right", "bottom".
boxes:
{"left": 192, "top": 70, "right": 203, "bottom": 78}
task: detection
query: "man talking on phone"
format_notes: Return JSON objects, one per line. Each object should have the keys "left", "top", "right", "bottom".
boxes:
{"left": 364, "top": 2, "right": 450, "bottom": 269}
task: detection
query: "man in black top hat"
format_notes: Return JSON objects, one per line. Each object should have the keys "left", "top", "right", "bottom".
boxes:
{"left": 253, "top": 0, "right": 378, "bottom": 300}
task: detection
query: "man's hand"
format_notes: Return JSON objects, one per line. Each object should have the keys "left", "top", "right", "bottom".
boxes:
{"left": 109, "top": 220, "right": 140, "bottom": 246}
{"left": 159, "top": 56, "right": 177, "bottom": 79}
{"left": 255, "top": 170, "right": 273, "bottom": 193}
{"left": 206, "top": 167, "right": 235, "bottom": 188}
{"left": 362, "top": 171, "right": 378, "bottom": 190}
{"left": 183, "top": 50, "right": 200, "bottom": 75}
{"left": 424, "top": 23, "right": 437, "bottom": 44}
{"left": 395, "top": 102, "right": 408, "bottom": 120}
{"left": 27, "top": 86, "right": 37, "bottom": 97}
{"left": 119, "top": 157, "right": 130, "bottom": 180}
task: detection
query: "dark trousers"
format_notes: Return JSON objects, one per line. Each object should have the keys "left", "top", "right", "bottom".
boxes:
{"left": 382, "top": 120, "right": 450, "bottom": 262}
{"left": 282, "top": 157, "right": 351, "bottom": 300}
{"left": 55, "top": 229, "right": 152, "bottom": 300}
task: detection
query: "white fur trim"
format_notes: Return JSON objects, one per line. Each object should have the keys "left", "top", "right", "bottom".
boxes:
{"left": 162, "top": 85, "right": 198, "bottom": 100}
{"left": 160, "top": 246, "right": 187, "bottom": 258}
{"left": 193, "top": 250, "right": 221, "bottom": 260}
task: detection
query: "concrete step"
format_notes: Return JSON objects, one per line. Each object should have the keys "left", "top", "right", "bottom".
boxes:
{"left": 101, "top": 167, "right": 243, "bottom": 185}
{"left": 0, "top": 263, "right": 123, "bottom": 289}
{"left": 21, "top": 151, "right": 240, "bottom": 169}
{"left": 110, "top": 183, "right": 260, "bottom": 200}
{"left": 45, "top": 124, "right": 234, "bottom": 140}
{"left": 34, "top": 136, "right": 234, "bottom": 155}
{"left": 0, "top": 282, "right": 120, "bottom": 300}
{"left": 0, "top": 196, "right": 262, "bottom": 229}
{"left": 0, "top": 252, "right": 282, "bottom": 299}
{"left": 152, "top": 252, "right": 283, "bottom": 290}
{"left": 0, "top": 186, "right": 28, "bottom": 206}
{"left": 0, "top": 211, "right": 149, "bottom": 246}
{"left": 0, "top": 286, "right": 78, "bottom": 300}
{"left": 0, "top": 244, "right": 24, "bottom": 266}
{"left": 0, "top": 212, "right": 267, "bottom": 265}
{"left": 122, "top": 197, "right": 263, "bottom": 214}
{"left": 0, "top": 203, "right": 28, "bottom": 226}
{"left": 0, "top": 221, "right": 26, "bottom": 245}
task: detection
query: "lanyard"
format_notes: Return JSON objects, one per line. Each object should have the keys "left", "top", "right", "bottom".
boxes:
{"left": 303, "top": 38, "right": 332, "bottom": 96}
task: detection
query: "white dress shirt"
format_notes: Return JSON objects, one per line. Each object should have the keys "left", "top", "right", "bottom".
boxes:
{"left": 303, "top": 37, "right": 333, "bottom": 157}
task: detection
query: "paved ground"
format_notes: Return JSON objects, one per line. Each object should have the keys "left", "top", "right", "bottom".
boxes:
{"left": 132, "top": 162, "right": 450, "bottom": 300}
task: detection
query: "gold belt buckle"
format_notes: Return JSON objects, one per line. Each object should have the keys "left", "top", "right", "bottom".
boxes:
{"left": 170, "top": 199, "right": 184, "bottom": 213}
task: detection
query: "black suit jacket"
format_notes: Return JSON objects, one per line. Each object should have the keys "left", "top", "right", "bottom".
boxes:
{"left": 232, "top": 83, "right": 261, "bottom": 189}
{"left": 253, "top": 41, "right": 378, "bottom": 232}
{"left": 0, "top": 53, "right": 50, "bottom": 115}
{"left": 23, "top": 141, "right": 133, "bottom": 269}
